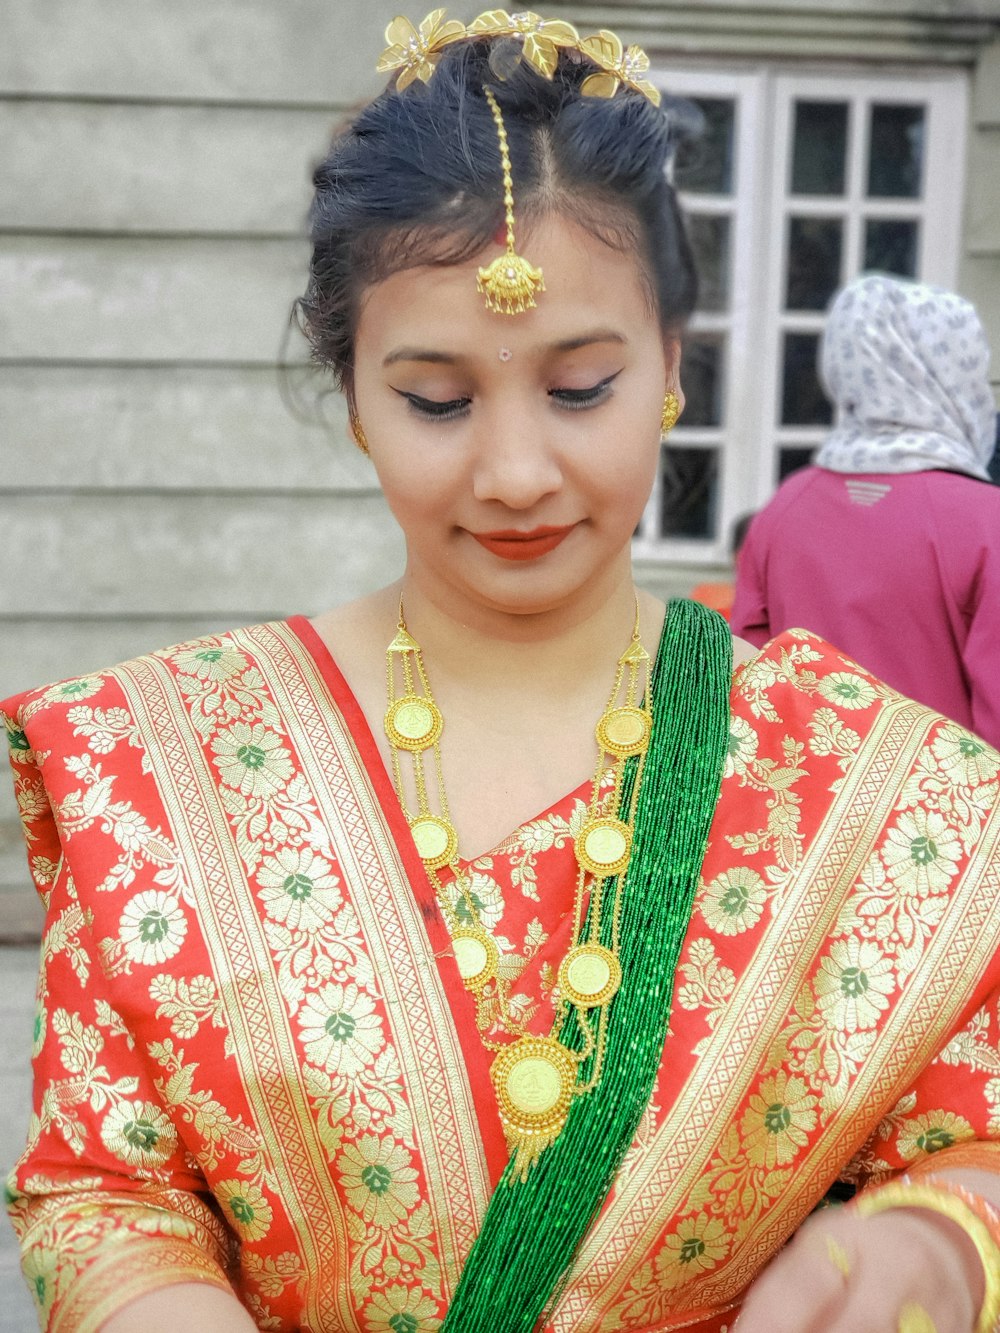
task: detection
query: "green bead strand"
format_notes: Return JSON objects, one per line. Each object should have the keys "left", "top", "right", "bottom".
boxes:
{"left": 441, "top": 598, "right": 733, "bottom": 1332}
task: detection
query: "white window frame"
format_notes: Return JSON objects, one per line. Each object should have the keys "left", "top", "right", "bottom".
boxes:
{"left": 635, "top": 62, "right": 968, "bottom": 566}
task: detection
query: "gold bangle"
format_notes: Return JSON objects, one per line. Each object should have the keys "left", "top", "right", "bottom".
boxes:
{"left": 855, "top": 1180, "right": 1000, "bottom": 1333}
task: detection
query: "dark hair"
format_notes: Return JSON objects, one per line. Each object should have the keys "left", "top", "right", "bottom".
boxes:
{"left": 298, "top": 38, "right": 697, "bottom": 392}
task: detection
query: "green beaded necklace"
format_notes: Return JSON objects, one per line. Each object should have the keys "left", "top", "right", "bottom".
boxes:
{"left": 441, "top": 597, "right": 732, "bottom": 1332}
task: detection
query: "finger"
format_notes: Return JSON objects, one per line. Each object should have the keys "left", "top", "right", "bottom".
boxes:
{"left": 735, "top": 1233, "right": 848, "bottom": 1333}
{"left": 790, "top": 1210, "right": 977, "bottom": 1333}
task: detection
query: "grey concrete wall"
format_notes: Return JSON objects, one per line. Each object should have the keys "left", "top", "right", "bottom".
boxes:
{"left": 960, "top": 39, "right": 1000, "bottom": 352}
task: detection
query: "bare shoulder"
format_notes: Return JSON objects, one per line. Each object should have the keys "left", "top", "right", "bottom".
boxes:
{"left": 310, "top": 587, "right": 400, "bottom": 719}
{"left": 311, "top": 586, "right": 398, "bottom": 652}
{"left": 731, "top": 633, "right": 758, "bottom": 669}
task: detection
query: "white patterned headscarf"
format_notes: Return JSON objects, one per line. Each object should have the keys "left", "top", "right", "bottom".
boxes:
{"left": 815, "top": 274, "right": 996, "bottom": 480}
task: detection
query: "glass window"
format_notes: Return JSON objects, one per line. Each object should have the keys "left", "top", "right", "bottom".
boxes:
{"left": 674, "top": 98, "right": 736, "bottom": 195}
{"left": 778, "top": 446, "right": 816, "bottom": 480}
{"left": 867, "top": 104, "right": 924, "bottom": 198}
{"left": 781, "top": 333, "right": 832, "bottom": 426}
{"left": 864, "top": 218, "right": 919, "bottom": 276}
{"left": 660, "top": 447, "right": 719, "bottom": 540}
{"left": 687, "top": 214, "right": 731, "bottom": 312}
{"left": 681, "top": 334, "right": 725, "bottom": 427}
{"left": 786, "top": 217, "right": 843, "bottom": 310}
{"left": 791, "top": 101, "right": 848, "bottom": 195}
{"left": 637, "top": 68, "right": 962, "bottom": 566}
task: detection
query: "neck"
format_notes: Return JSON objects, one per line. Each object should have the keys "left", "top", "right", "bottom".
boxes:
{"left": 390, "top": 565, "right": 663, "bottom": 696}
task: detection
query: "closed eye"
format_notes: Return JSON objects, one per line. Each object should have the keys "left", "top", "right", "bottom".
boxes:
{"left": 393, "top": 389, "right": 471, "bottom": 421}
{"left": 549, "top": 370, "right": 622, "bottom": 411}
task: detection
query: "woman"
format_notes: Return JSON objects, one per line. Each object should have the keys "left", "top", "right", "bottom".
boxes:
{"left": 4, "top": 14, "right": 1000, "bottom": 1333}
{"left": 731, "top": 273, "right": 1000, "bottom": 749}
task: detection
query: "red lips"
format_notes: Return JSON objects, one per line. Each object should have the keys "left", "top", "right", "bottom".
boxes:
{"left": 470, "top": 525, "right": 576, "bottom": 561}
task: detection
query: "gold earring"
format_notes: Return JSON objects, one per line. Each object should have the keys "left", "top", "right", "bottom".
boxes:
{"left": 661, "top": 390, "right": 681, "bottom": 436}
{"left": 350, "top": 412, "right": 370, "bottom": 455}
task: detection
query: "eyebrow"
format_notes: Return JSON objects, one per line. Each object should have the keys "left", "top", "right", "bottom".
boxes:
{"left": 382, "top": 330, "right": 627, "bottom": 367}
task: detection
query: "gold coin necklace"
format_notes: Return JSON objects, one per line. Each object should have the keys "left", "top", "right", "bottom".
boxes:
{"left": 385, "top": 600, "right": 652, "bottom": 1176}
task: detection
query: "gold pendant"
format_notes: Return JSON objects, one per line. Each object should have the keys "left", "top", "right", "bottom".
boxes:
{"left": 451, "top": 928, "right": 499, "bottom": 992}
{"left": 409, "top": 814, "right": 458, "bottom": 869}
{"left": 596, "top": 705, "right": 650, "bottom": 757}
{"left": 476, "top": 252, "right": 546, "bottom": 315}
{"left": 491, "top": 1035, "right": 577, "bottom": 1180}
{"left": 385, "top": 694, "right": 443, "bottom": 750}
{"left": 575, "top": 815, "right": 632, "bottom": 878}
{"left": 387, "top": 627, "right": 421, "bottom": 653}
{"left": 620, "top": 638, "right": 650, "bottom": 665}
{"left": 558, "top": 943, "right": 621, "bottom": 1009}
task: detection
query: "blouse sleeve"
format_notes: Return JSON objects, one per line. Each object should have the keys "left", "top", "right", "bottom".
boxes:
{"left": 3, "top": 705, "right": 237, "bottom": 1332}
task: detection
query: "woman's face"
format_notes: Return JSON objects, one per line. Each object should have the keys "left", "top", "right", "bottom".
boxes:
{"left": 351, "top": 211, "right": 680, "bottom": 624}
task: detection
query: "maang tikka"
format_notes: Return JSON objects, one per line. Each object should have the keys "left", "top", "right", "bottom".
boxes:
{"left": 476, "top": 87, "right": 545, "bottom": 316}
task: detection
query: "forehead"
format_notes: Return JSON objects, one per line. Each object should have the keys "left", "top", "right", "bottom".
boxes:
{"left": 355, "top": 213, "right": 656, "bottom": 356}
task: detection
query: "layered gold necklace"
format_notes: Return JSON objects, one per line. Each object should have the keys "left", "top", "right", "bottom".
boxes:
{"left": 385, "top": 599, "right": 652, "bottom": 1175}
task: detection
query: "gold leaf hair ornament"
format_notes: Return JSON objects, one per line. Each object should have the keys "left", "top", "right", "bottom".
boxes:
{"left": 578, "top": 30, "right": 662, "bottom": 107}
{"left": 467, "top": 10, "right": 581, "bottom": 81}
{"left": 476, "top": 86, "right": 545, "bottom": 315}
{"left": 376, "top": 11, "right": 662, "bottom": 108}
{"left": 376, "top": 8, "right": 468, "bottom": 91}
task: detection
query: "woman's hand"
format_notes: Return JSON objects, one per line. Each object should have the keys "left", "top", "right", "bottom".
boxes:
{"left": 734, "top": 1202, "right": 981, "bottom": 1332}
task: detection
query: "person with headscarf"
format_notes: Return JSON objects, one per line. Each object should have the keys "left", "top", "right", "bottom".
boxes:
{"left": 732, "top": 272, "right": 1000, "bottom": 748}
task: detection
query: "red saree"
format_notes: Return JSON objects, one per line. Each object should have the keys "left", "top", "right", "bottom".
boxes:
{"left": 4, "top": 618, "right": 1000, "bottom": 1332}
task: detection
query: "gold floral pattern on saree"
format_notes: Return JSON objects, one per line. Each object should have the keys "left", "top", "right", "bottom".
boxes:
{"left": 158, "top": 635, "right": 445, "bottom": 1324}
{"left": 576, "top": 631, "right": 1000, "bottom": 1331}
{"left": 6, "top": 623, "right": 1000, "bottom": 1333}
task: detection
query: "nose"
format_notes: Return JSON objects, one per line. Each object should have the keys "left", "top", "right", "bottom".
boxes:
{"left": 471, "top": 407, "right": 563, "bottom": 510}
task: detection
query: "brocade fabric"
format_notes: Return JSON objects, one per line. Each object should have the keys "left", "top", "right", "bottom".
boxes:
{"left": 4, "top": 616, "right": 1000, "bottom": 1332}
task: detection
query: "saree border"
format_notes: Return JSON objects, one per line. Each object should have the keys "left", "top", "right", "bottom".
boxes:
{"left": 286, "top": 615, "right": 510, "bottom": 1185}
{"left": 118, "top": 648, "right": 360, "bottom": 1330}
{"left": 266, "top": 619, "right": 495, "bottom": 1294}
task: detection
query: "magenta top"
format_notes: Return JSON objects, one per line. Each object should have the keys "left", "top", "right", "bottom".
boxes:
{"left": 731, "top": 465, "right": 1000, "bottom": 748}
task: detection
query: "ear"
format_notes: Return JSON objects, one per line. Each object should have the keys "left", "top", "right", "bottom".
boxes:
{"left": 662, "top": 334, "right": 686, "bottom": 416}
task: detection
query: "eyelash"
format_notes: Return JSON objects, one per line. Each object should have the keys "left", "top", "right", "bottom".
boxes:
{"left": 396, "top": 371, "right": 621, "bottom": 422}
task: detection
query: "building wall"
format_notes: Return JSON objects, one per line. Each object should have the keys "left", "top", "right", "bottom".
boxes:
{"left": 961, "top": 39, "right": 1000, "bottom": 347}
{"left": 2, "top": 1, "right": 999, "bottom": 936}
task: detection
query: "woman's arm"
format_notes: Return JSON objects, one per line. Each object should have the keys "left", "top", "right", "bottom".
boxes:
{"left": 100, "top": 1283, "right": 258, "bottom": 1332}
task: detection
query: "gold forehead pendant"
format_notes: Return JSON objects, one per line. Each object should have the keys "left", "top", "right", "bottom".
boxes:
{"left": 477, "top": 86, "right": 545, "bottom": 316}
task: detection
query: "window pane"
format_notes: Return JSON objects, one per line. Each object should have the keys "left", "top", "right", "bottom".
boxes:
{"left": 791, "top": 101, "right": 848, "bottom": 196}
{"left": 779, "top": 446, "right": 815, "bottom": 480}
{"left": 781, "top": 333, "right": 832, "bottom": 426}
{"left": 660, "top": 447, "right": 719, "bottom": 540}
{"left": 674, "top": 98, "right": 735, "bottom": 195}
{"left": 687, "top": 214, "right": 731, "bottom": 312}
{"left": 864, "top": 218, "right": 919, "bottom": 276}
{"left": 786, "top": 217, "right": 843, "bottom": 310}
{"left": 867, "top": 104, "right": 924, "bottom": 198}
{"left": 681, "top": 334, "right": 725, "bottom": 427}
